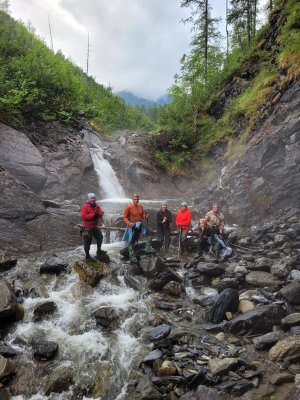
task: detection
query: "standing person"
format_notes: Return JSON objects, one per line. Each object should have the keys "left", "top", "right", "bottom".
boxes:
{"left": 205, "top": 203, "right": 229, "bottom": 253}
{"left": 157, "top": 200, "right": 172, "bottom": 252}
{"left": 176, "top": 201, "right": 192, "bottom": 253}
{"left": 197, "top": 218, "right": 213, "bottom": 257}
{"left": 81, "top": 193, "right": 107, "bottom": 261}
{"left": 123, "top": 194, "right": 153, "bottom": 262}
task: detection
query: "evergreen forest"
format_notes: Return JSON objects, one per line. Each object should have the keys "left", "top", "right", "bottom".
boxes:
{"left": 0, "top": 0, "right": 299, "bottom": 174}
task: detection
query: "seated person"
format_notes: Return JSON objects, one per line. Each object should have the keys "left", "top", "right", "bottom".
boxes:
{"left": 205, "top": 203, "right": 231, "bottom": 256}
{"left": 197, "top": 218, "right": 213, "bottom": 257}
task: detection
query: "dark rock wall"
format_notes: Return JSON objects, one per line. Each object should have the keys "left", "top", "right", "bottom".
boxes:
{"left": 194, "top": 83, "right": 300, "bottom": 225}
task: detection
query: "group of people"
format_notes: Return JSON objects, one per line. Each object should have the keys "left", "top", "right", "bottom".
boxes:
{"left": 80, "top": 193, "right": 230, "bottom": 262}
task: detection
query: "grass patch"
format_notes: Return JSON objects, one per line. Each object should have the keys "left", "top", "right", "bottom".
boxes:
{"left": 231, "top": 67, "right": 278, "bottom": 127}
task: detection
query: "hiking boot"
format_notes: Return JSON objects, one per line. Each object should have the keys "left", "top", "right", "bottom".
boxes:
{"left": 85, "top": 256, "right": 93, "bottom": 262}
{"left": 97, "top": 249, "right": 107, "bottom": 255}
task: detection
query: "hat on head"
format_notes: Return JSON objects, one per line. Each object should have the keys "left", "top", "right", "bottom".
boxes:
{"left": 87, "top": 193, "right": 96, "bottom": 199}
{"left": 181, "top": 201, "right": 187, "bottom": 206}
{"left": 161, "top": 200, "right": 168, "bottom": 206}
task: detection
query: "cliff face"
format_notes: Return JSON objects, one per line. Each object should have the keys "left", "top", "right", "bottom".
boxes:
{"left": 0, "top": 121, "right": 100, "bottom": 254}
{"left": 193, "top": 82, "right": 300, "bottom": 224}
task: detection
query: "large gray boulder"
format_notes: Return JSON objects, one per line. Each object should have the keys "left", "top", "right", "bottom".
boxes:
{"left": 0, "top": 281, "right": 18, "bottom": 322}
{"left": 0, "top": 124, "right": 46, "bottom": 192}
{"left": 227, "top": 304, "right": 286, "bottom": 335}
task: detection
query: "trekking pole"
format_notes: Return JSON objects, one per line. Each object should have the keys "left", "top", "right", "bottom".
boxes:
{"left": 177, "top": 227, "right": 182, "bottom": 258}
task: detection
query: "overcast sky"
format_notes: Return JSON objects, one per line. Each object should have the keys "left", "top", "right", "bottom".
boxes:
{"left": 9, "top": 0, "right": 264, "bottom": 100}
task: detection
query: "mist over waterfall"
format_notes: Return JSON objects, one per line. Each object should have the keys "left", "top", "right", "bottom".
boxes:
{"left": 90, "top": 145, "right": 125, "bottom": 199}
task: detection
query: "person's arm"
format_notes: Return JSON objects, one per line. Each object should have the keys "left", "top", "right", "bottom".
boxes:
{"left": 219, "top": 213, "right": 225, "bottom": 232}
{"left": 96, "top": 205, "right": 104, "bottom": 218}
{"left": 81, "top": 204, "right": 97, "bottom": 221}
{"left": 123, "top": 205, "right": 134, "bottom": 227}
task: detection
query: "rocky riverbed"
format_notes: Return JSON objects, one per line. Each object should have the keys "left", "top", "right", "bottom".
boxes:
{"left": 0, "top": 212, "right": 300, "bottom": 400}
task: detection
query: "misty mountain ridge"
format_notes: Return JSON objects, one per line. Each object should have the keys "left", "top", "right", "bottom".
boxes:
{"left": 117, "top": 91, "right": 170, "bottom": 106}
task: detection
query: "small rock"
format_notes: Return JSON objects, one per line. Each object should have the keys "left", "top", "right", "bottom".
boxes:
{"left": 157, "top": 360, "right": 178, "bottom": 376}
{"left": 245, "top": 271, "right": 278, "bottom": 287}
{"left": 269, "top": 373, "right": 295, "bottom": 385}
{"left": 238, "top": 300, "right": 255, "bottom": 313}
{"left": 278, "top": 280, "right": 300, "bottom": 305}
{"left": 142, "top": 349, "right": 162, "bottom": 365}
{"left": 208, "top": 357, "right": 238, "bottom": 375}
{"left": 281, "top": 313, "right": 300, "bottom": 329}
{"left": 147, "top": 324, "right": 171, "bottom": 341}
{"left": 253, "top": 331, "right": 285, "bottom": 350}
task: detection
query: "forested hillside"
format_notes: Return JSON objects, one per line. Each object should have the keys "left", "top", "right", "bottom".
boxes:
{"left": 0, "top": 10, "right": 152, "bottom": 133}
{"left": 154, "top": 0, "right": 300, "bottom": 175}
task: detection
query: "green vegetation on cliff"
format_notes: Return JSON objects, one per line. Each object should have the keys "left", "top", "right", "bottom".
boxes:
{"left": 0, "top": 10, "right": 152, "bottom": 132}
{"left": 155, "top": 0, "right": 300, "bottom": 176}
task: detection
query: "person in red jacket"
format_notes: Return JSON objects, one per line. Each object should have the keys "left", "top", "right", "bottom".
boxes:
{"left": 176, "top": 201, "right": 192, "bottom": 253}
{"left": 81, "top": 193, "right": 106, "bottom": 261}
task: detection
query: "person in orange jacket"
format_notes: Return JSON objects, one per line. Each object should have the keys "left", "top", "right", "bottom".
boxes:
{"left": 176, "top": 201, "right": 192, "bottom": 253}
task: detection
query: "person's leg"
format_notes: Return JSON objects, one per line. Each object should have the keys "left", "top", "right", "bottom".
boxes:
{"left": 180, "top": 231, "right": 188, "bottom": 252}
{"left": 164, "top": 228, "right": 171, "bottom": 251}
{"left": 144, "top": 226, "right": 155, "bottom": 252}
{"left": 83, "top": 229, "right": 92, "bottom": 260}
{"left": 213, "top": 233, "right": 227, "bottom": 249}
{"left": 93, "top": 228, "right": 106, "bottom": 255}
{"left": 157, "top": 226, "right": 164, "bottom": 250}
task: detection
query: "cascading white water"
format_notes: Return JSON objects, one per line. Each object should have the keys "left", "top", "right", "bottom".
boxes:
{"left": 90, "top": 146, "right": 125, "bottom": 199}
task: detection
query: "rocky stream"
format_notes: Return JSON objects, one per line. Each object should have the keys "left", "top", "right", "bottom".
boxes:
{"left": 1, "top": 206, "right": 300, "bottom": 400}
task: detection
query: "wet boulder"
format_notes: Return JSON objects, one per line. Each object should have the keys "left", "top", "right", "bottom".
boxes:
{"left": 93, "top": 307, "right": 121, "bottom": 328}
{"left": 32, "top": 339, "right": 58, "bottom": 361}
{"left": 0, "top": 281, "right": 18, "bottom": 323}
{"left": 74, "top": 259, "right": 109, "bottom": 286}
{"left": 147, "top": 324, "right": 171, "bottom": 341}
{"left": 133, "top": 375, "right": 162, "bottom": 399}
{"left": 0, "top": 253, "right": 17, "bottom": 272}
{"left": 40, "top": 256, "right": 67, "bottom": 274}
{"left": 163, "top": 281, "right": 182, "bottom": 296}
{"left": 0, "top": 355, "right": 15, "bottom": 380}
{"left": 43, "top": 368, "right": 74, "bottom": 396}
{"left": 0, "top": 343, "right": 18, "bottom": 358}
{"left": 277, "top": 280, "right": 300, "bottom": 305}
{"left": 71, "top": 282, "right": 94, "bottom": 299}
{"left": 209, "top": 288, "right": 239, "bottom": 324}
{"left": 33, "top": 301, "right": 57, "bottom": 322}
{"left": 269, "top": 336, "right": 300, "bottom": 361}
{"left": 227, "top": 304, "right": 286, "bottom": 335}
{"left": 139, "top": 256, "right": 163, "bottom": 278}
{"left": 271, "top": 259, "right": 293, "bottom": 278}
{"left": 149, "top": 268, "right": 182, "bottom": 292}
{"left": 197, "top": 262, "right": 225, "bottom": 276}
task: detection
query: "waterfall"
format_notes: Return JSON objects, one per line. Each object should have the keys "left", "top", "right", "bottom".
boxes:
{"left": 90, "top": 145, "right": 125, "bottom": 199}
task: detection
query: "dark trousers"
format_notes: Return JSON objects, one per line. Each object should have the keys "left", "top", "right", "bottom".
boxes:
{"left": 157, "top": 225, "right": 171, "bottom": 250}
{"left": 83, "top": 228, "right": 103, "bottom": 256}
{"left": 197, "top": 237, "right": 211, "bottom": 256}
